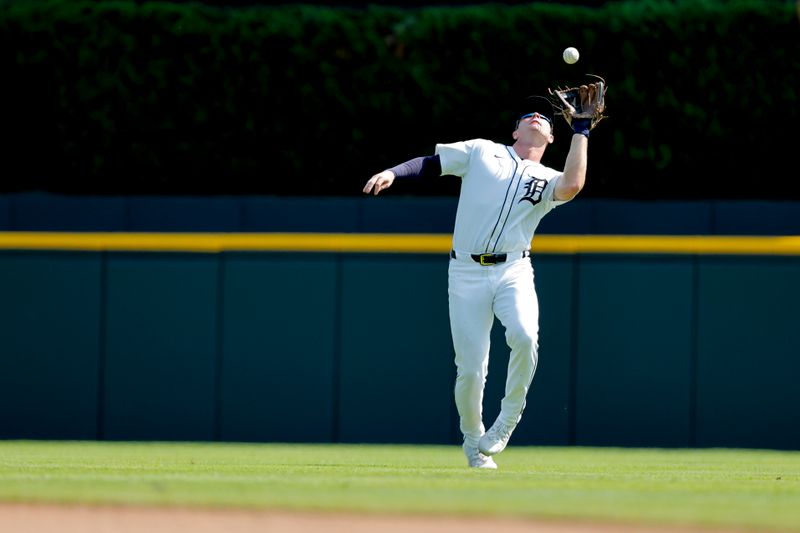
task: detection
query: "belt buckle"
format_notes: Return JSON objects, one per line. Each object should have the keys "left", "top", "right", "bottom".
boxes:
{"left": 479, "top": 253, "right": 494, "bottom": 266}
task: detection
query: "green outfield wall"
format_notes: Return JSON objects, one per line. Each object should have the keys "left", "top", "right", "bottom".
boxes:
{"left": 1, "top": 235, "right": 798, "bottom": 450}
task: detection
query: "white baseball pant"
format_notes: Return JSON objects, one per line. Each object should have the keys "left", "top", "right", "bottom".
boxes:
{"left": 448, "top": 254, "right": 540, "bottom": 446}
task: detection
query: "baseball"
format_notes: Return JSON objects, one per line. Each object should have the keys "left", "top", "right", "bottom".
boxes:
{"left": 563, "top": 47, "right": 579, "bottom": 64}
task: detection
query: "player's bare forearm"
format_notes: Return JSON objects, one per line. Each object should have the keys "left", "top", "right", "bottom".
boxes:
{"left": 363, "top": 170, "right": 396, "bottom": 195}
{"left": 554, "top": 134, "right": 588, "bottom": 201}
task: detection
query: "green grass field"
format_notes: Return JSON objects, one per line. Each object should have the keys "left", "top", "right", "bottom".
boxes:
{"left": 1, "top": 441, "right": 798, "bottom": 531}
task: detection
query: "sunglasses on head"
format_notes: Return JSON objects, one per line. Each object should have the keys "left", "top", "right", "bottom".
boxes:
{"left": 519, "top": 112, "right": 552, "bottom": 125}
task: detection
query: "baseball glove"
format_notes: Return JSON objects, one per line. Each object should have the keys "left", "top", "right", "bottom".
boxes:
{"left": 548, "top": 74, "right": 607, "bottom": 132}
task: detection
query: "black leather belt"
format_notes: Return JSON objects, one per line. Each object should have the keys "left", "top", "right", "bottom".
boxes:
{"left": 450, "top": 250, "right": 530, "bottom": 266}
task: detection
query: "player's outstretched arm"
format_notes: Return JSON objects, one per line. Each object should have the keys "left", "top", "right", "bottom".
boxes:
{"left": 363, "top": 170, "right": 396, "bottom": 195}
{"left": 363, "top": 155, "right": 442, "bottom": 196}
{"left": 554, "top": 124, "right": 589, "bottom": 201}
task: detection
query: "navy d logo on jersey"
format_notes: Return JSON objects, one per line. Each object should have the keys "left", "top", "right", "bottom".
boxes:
{"left": 518, "top": 178, "right": 547, "bottom": 206}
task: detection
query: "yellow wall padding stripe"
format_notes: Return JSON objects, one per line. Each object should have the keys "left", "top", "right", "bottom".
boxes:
{"left": 1, "top": 232, "right": 800, "bottom": 255}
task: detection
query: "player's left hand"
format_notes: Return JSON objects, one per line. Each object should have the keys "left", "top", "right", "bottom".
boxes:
{"left": 363, "top": 170, "right": 395, "bottom": 195}
{"left": 548, "top": 75, "right": 608, "bottom": 134}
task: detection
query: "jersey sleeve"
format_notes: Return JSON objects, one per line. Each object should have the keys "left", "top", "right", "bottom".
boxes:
{"left": 540, "top": 171, "right": 571, "bottom": 211}
{"left": 434, "top": 139, "right": 481, "bottom": 177}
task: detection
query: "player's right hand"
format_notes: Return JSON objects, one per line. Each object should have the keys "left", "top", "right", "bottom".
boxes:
{"left": 363, "top": 171, "right": 395, "bottom": 195}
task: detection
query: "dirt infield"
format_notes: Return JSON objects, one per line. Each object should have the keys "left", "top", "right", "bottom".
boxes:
{"left": 0, "top": 503, "right": 743, "bottom": 533}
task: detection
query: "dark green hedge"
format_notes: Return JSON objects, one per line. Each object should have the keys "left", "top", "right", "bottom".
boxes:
{"left": 0, "top": 0, "right": 797, "bottom": 198}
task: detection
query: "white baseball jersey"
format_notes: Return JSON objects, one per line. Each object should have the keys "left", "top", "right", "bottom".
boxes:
{"left": 436, "top": 138, "right": 568, "bottom": 253}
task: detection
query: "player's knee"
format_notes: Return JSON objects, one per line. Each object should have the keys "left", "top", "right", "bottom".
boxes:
{"left": 456, "top": 368, "right": 486, "bottom": 386}
{"left": 506, "top": 323, "right": 538, "bottom": 350}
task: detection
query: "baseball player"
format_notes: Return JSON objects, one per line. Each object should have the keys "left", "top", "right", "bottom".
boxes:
{"left": 363, "top": 105, "right": 592, "bottom": 469}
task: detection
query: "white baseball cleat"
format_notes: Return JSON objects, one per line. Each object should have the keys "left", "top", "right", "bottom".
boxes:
{"left": 463, "top": 443, "right": 498, "bottom": 469}
{"left": 478, "top": 421, "right": 516, "bottom": 456}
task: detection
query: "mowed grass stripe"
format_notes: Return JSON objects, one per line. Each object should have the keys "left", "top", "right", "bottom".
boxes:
{"left": 0, "top": 441, "right": 798, "bottom": 531}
